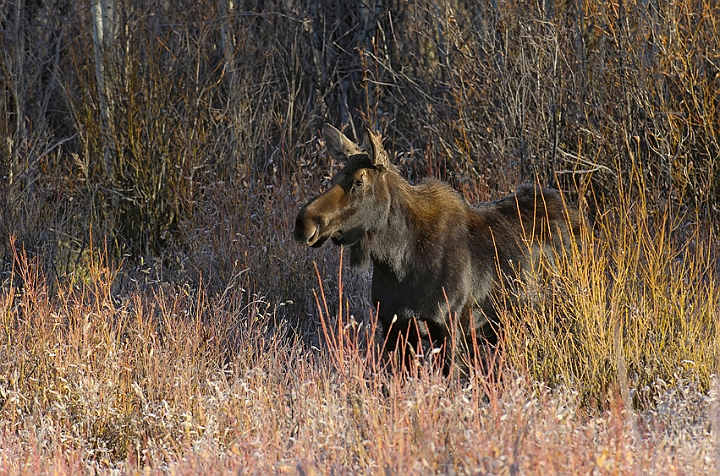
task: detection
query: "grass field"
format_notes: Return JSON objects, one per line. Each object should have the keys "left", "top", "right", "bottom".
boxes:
{"left": 1, "top": 0, "right": 719, "bottom": 473}
{"left": 1, "top": 228, "right": 718, "bottom": 474}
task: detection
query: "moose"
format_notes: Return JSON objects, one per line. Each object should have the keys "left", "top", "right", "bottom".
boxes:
{"left": 294, "top": 124, "right": 580, "bottom": 374}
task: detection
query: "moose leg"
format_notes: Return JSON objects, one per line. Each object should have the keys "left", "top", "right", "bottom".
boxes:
{"left": 424, "top": 320, "right": 453, "bottom": 376}
{"left": 382, "top": 319, "right": 424, "bottom": 373}
{"left": 425, "top": 304, "right": 477, "bottom": 377}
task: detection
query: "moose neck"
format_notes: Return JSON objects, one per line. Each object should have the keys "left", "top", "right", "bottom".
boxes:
{"left": 351, "top": 170, "right": 433, "bottom": 281}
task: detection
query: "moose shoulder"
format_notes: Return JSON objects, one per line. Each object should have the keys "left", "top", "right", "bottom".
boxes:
{"left": 294, "top": 124, "right": 580, "bottom": 373}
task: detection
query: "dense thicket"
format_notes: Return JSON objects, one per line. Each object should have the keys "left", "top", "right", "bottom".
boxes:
{"left": 2, "top": 0, "right": 717, "bottom": 263}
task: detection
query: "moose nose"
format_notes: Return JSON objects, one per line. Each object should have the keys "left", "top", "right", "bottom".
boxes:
{"left": 293, "top": 213, "right": 320, "bottom": 246}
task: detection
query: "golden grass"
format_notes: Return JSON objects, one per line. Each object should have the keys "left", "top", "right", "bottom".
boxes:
{"left": 502, "top": 166, "right": 719, "bottom": 407}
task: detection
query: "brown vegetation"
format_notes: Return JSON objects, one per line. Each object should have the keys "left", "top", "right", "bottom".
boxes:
{"left": 1, "top": 0, "right": 719, "bottom": 473}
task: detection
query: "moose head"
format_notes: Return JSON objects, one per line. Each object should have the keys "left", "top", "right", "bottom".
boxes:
{"left": 294, "top": 125, "right": 391, "bottom": 254}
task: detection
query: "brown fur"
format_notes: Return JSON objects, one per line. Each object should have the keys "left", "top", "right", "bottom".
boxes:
{"left": 294, "top": 125, "right": 580, "bottom": 374}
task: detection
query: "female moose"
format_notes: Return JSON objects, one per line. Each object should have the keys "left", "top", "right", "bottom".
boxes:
{"left": 294, "top": 125, "right": 579, "bottom": 374}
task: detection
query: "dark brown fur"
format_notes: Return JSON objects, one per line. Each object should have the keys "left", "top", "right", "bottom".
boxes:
{"left": 294, "top": 125, "right": 580, "bottom": 374}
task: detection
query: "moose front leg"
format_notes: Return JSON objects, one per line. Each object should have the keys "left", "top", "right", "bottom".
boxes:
{"left": 424, "top": 320, "right": 454, "bottom": 376}
{"left": 381, "top": 318, "right": 431, "bottom": 374}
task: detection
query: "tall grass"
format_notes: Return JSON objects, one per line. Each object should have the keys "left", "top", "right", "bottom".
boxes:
{"left": 502, "top": 163, "right": 718, "bottom": 407}
{"left": 1, "top": 236, "right": 718, "bottom": 474}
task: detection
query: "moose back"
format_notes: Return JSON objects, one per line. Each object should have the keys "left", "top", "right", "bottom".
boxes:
{"left": 294, "top": 124, "right": 580, "bottom": 373}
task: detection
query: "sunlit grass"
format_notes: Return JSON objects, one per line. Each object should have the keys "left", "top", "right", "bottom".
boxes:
{"left": 502, "top": 165, "right": 719, "bottom": 408}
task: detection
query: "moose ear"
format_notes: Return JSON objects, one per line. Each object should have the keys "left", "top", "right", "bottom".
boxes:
{"left": 362, "top": 128, "right": 390, "bottom": 169}
{"left": 322, "top": 124, "right": 362, "bottom": 162}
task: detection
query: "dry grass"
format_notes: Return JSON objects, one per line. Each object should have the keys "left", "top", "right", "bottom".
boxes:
{"left": 0, "top": 235, "right": 718, "bottom": 474}
{"left": 502, "top": 165, "right": 719, "bottom": 407}
{"left": 1, "top": 0, "right": 719, "bottom": 473}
